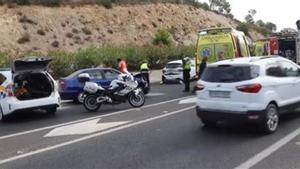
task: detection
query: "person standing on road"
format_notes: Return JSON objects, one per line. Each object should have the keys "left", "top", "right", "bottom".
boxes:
{"left": 118, "top": 57, "right": 129, "bottom": 74}
{"left": 182, "top": 57, "right": 191, "bottom": 92}
{"left": 198, "top": 56, "right": 207, "bottom": 79}
{"left": 192, "top": 56, "right": 208, "bottom": 93}
{"left": 140, "top": 60, "right": 150, "bottom": 85}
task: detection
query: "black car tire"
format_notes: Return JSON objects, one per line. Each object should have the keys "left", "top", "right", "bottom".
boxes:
{"left": 0, "top": 111, "right": 5, "bottom": 121}
{"left": 200, "top": 117, "right": 217, "bottom": 128}
{"left": 46, "top": 107, "right": 57, "bottom": 115}
{"left": 260, "top": 103, "right": 279, "bottom": 134}
{"left": 161, "top": 76, "right": 166, "bottom": 84}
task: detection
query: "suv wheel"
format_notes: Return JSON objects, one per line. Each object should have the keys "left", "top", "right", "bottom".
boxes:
{"left": 261, "top": 104, "right": 279, "bottom": 134}
{"left": 201, "top": 117, "right": 217, "bottom": 128}
{"left": 46, "top": 107, "right": 57, "bottom": 115}
{"left": 0, "top": 112, "right": 4, "bottom": 121}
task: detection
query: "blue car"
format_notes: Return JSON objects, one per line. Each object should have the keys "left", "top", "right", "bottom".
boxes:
{"left": 59, "top": 68, "right": 150, "bottom": 103}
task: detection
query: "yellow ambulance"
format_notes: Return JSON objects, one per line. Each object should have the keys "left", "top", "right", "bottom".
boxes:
{"left": 195, "top": 27, "right": 251, "bottom": 71}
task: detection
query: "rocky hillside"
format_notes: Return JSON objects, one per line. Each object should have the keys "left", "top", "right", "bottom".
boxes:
{"left": 0, "top": 3, "right": 264, "bottom": 55}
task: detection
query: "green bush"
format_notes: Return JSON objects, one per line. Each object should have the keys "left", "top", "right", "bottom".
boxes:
{"left": 153, "top": 28, "right": 172, "bottom": 46}
{"left": 236, "top": 22, "right": 249, "bottom": 36}
{"left": 13, "top": 45, "right": 197, "bottom": 78}
{"left": 0, "top": 53, "right": 10, "bottom": 68}
{"left": 48, "top": 51, "right": 75, "bottom": 78}
{"left": 16, "top": 0, "right": 30, "bottom": 5}
{"left": 38, "top": 0, "right": 61, "bottom": 7}
{"left": 99, "top": 0, "right": 113, "bottom": 9}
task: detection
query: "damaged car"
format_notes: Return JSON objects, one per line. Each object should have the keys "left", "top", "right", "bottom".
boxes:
{"left": 0, "top": 57, "right": 60, "bottom": 121}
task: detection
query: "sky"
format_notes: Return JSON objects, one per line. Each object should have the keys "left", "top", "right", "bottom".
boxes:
{"left": 198, "top": 0, "right": 299, "bottom": 31}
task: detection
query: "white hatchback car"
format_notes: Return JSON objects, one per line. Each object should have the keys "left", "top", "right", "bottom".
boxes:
{"left": 196, "top": 56, "right": 300, "bottom": 133}
{"left": 162, "top": 59, "right": 196, "bottom": 83}
{"left": 0, "top": 58, "right": 60, "bottom": 121}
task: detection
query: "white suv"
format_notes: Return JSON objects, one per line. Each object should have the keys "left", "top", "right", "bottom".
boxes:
{"left": 0, "top": 58, "right": 60, "bottom": 121}
{"left": 196, "top": 56, "right": 300, "bottom": 133}
{"left": 162, "top": 59, "right": 196, "bottom": 83}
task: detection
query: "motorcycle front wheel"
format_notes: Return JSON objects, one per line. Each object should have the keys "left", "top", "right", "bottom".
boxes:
{"left": 128, "top": 90, "right": 145, "bottom": 108}
{"left": 83, "top": 94, "right": 101, "bottom": 112}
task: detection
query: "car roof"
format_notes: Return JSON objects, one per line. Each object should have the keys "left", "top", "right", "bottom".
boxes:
{"left": 167, "top": 59, "right": 195, "bottom": 64}
{"left": 65, "top": 67, "right": 119, "bottom": 78}
{"left": 210, "top": 56, "right": 286, "bottom": 66}
{"left": 0, "top": 68, "right": 11, "bottom": 72}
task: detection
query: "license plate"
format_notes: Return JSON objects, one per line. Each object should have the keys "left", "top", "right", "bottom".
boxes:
{"left": 209, "top": 91, "right": 231, "bottom": 98}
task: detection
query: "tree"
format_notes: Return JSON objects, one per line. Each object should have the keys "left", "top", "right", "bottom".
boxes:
{"left": 209, "top": 0, "right": 231, "bottom": 15}
{"left": 236, "top": 22, "right": 249, "bottom": 35}
{"left": 209, "top": 0, "right": 219, "bottom": 10}
{"left": 256, "top": 20, "right": 265, "bottom": 27}
{"left": 245, "top": 9, "right": 256, "bottom": 24}
{"left": 265, "top": 22, "right": 277, "bottom": 32}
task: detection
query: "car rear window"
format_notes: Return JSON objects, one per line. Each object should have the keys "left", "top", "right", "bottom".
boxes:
{"left": 166, "top": 63, "right": 181, "bottom": 68}
{"left": 201, "top": 65, "right": 259, "bottom": 83}
{"left": 0, "top": 73, "right": 7, "bottom": 85}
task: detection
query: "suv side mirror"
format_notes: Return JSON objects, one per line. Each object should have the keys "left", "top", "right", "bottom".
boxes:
{"left": 78, "top": 73, "right": 91, "bottom": 83}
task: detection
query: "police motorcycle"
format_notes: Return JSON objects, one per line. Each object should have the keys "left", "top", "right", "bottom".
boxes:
{"left": 79, "top": 73, "right": 145, "bottom": 112}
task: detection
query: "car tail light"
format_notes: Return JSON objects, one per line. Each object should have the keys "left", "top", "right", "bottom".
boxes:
{"left": 236, "top": 83, "right": 262, "bottom": 93}
{"left": 195, "top": 84, "right": 205, "bottom": 91}
{"left": 6, "top": 84, "right": 14, "bottom": 97}
{"left": 59, "top": 80, "right": 66, "bottom": 90}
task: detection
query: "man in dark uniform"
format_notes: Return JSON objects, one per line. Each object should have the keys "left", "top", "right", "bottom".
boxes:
{"left": 198, "top": 56, "right": 208, "bottom": 78}
{"left": 182, "top": 57, "right": 191, "bottom": 92}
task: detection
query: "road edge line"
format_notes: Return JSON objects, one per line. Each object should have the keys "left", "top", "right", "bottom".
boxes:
{"left": 234, "top": 127, "right": 300, "bottom": 169}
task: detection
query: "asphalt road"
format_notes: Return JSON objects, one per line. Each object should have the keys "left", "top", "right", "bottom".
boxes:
{"left": 1, "top": 82, "right": 300, "bottom": 169}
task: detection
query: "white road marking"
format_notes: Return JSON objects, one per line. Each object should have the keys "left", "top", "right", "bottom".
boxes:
{"left": 0, "top": 96, "right": 193, "bottom": 140}
{"left": 178, "top": 97, "right": 197, "bottom": 104}
{"left": 146, "top": 92, "right": 166, "bottom": 97}
{"left": 44, "top": 118, "right": 131, "bottom": 137}
{"left": 295, "top": 142, "right": 300, "bottom": 146}
{"left": 0, "top": 106, "right": 194, "bottom": 165}
{"left": 234, "top": 127, "right": 300, "bottom": 169}
{"left": 61, "top": 100, "right": 73, "bottom": 104}
{"left": 57, "top": 106, "right": 71, "bottom": 110}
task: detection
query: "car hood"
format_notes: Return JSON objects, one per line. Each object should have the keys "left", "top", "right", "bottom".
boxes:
{"left": 13, "top": 58, "right": 52, "bottom": 73}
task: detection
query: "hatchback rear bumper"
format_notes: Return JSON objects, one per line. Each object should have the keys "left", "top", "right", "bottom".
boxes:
{"left": 196, "top": 106, "right": 265, "bottom": 123}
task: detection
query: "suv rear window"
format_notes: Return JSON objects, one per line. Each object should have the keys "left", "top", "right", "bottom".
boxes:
{"left": 166, "top": 63, "right": 181, "bottom": 68}
{"left": 201, "top": 65, "right": 259, "bottom": 83}
{"left": 0, "top": 73, "right": 7, "bottom": 85}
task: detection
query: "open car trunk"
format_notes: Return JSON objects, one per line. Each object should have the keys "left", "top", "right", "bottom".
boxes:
{"left": 14, "top": 72, "right": 53, "bottom": 100}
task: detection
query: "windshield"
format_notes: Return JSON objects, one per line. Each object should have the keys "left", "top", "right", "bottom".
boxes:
{"left": 201, "top": 65, "right": 259, "bottom": 83}
{"left": 166, "top": 63, "right": 182, "bottom": 68}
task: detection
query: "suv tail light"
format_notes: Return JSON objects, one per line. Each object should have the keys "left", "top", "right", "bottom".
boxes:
{"left": 236, "top": 83, "right": 262, "bottom": 93}
{"left": 195, "top": 84, "right": 205, "bottom": 91}
{"left": 59, "top": 80, "right": 66, "bottom": 90}
{"left": 6, "top": 84, "right": 14, "bottom": 97}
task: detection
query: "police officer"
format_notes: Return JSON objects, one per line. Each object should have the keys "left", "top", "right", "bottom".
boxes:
{"left": 182, "top": 57, "right": 191, "bottom": 92}
{"left": 140, "top": 60, "right": 150, "bottom": 85}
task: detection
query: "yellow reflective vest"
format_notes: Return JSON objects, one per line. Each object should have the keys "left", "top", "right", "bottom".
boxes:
{"left": 140, "top": 63, "right": 149, "bottom": 70}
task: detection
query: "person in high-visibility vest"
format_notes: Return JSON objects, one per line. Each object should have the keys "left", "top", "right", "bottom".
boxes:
{"left": 140, "top": 60, "right": 150, "bottom": 85}
{"left": 182, "top": 57, "right": 191, "bottom": 92}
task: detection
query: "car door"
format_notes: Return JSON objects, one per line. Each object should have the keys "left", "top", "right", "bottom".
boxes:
{"left": 101, "top": 69, "right": 120, "bottom": 87}
{"left": 266, "top": 62, "right": 293, "bottom": 107}
{"left": 280, "top": 61, "right": 300, "bottom": 104}
{"left": 85, "top": 69, "right": 104, "bottom": 86}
